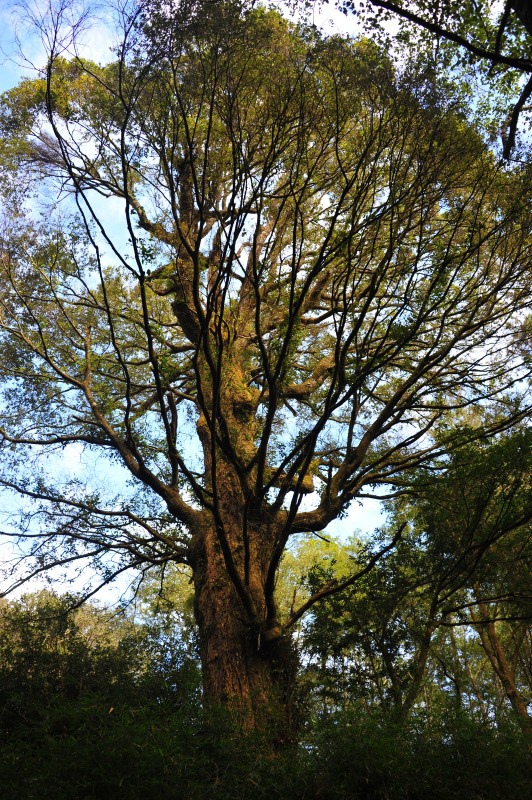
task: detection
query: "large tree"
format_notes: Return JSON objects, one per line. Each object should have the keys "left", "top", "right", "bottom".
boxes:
{"left": 0, "top": 0, "right": 531, "bottom": 731}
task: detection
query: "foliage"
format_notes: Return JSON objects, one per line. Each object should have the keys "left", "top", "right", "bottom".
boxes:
{"left": 302, "top": 0, "right": 532, "bottom": 156}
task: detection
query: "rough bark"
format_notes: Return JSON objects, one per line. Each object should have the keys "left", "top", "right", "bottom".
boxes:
{"left": 191, "top": 516, "right": 297, "bottom": 738}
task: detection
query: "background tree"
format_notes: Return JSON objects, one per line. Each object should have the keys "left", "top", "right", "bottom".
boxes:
{"left": 0, "top": 589, "right": 196, "bottom": 730}
{"left": 295, "top": 427, "right": 531, "bottom": 731}
{"left": 0, "top": 590, "right": 205, "bottom": 800}
{"left": 0, "top": 0, "right": 531, "bottom": 732}
{"left": 413, "top": 429, "right": 532, "bottom": 734}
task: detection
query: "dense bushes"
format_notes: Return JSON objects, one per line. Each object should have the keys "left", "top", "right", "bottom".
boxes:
{"left": 306, "top": 708, "right": 530, "bottom": 800}
{"left": 0, "top": 591, "right": 529, "bottom": 799}
{"left": 1, "top": 702, "right": 529, "bottom": 799}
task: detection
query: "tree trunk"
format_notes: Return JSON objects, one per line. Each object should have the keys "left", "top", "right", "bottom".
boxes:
{"left": 399, "top": 620, "right": 437, "bottom": 719}
{"left": 191, "top": 520, "right": 297, "bottom": 740}
{"left": 189, "top": 351, "right": 299, "bottom": 738}
{"left": 471, "top": 593, "right": 532, "bottom": 738}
